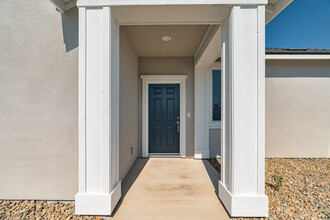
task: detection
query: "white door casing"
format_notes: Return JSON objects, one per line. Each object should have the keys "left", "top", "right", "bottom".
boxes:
{"left": 141, "top": 75, "right": 187, "bottom": 158}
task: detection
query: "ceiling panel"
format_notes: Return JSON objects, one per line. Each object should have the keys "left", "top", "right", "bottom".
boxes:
{"left": 123, "top": 25, "right": 209, "bottom": 57}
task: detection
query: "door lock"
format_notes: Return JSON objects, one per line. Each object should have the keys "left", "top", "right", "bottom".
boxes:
{"left": 176, "top": 120, "right": 180, "bottom": 133}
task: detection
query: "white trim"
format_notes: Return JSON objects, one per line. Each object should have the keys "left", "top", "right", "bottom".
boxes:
{"left": 76, "top": 7, "right": 121, "bottom": 216}
{"left": 49, "top": 0, "right": 66, "bottom": 13}
{"left": 78, "top": 6, "right": 86, "bottom": 194}
{"left": 266, "top": 0, "right": 294, "bottom": 24}
{"left": 77, "top": 0, "right": 268, "bottom": 7}
{"left": 141, "top": 75, "right": 187, "bottom": 158}
{"left": 207, "top": 62, "right": 222, "bottom": 129}
{"left": 266, "top": 54, "right": 330, "bottom": 60}
{"left": 149, "top": 153, "right": 181, "bottom": 158}
{"left": 194, "top": 67, "right": 210, "bottom": 159}
{"left": 75, "top": 181, "right": 121, "bottom": 215}
{"left": 218, "top": 181, "right": 268, "bottom": 217}
{"left": 219, "top": 5, "right": 268, "bottom": 217}
{"left": 194, "top": 25, "right": 221, "bottom": 67}
{"left": 48, "top": 0, "right": 76, "bottom": 13}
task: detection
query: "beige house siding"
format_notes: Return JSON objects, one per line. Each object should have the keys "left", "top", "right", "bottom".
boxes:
{"left": 138, "top": 57, "right": 195, "bottom": 157}
{"left": 265, "top": 59, "right": 330, "bottom": 158}
{"left": 0, "top": 1, "right": 140, "bottom": 200}
{"left": 209, "top": 59, "right": 330, "bottom": 159}
{"left": 0, "top": 0, "right": 79, "bottom": 200}
{"left": 119, "top": 27, "right": 139, "bottom": 181}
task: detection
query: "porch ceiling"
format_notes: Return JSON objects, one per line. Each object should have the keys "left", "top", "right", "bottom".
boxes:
{"left": 123, "top": 25, "right": 209, "bottom": 57}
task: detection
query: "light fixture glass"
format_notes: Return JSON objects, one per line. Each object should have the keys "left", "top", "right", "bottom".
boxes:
{"left": 162, "top": 36, "right": 172, "bottom": 42}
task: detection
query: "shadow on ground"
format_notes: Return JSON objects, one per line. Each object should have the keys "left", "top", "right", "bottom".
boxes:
{"left": 111, "top": 158, "right": 149, "bottom": 216}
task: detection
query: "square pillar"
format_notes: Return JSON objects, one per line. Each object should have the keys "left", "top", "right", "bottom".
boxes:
{"left": 75, "top": 6, "right": 121, "bottom": 216}
{"left": 194, "top": 67, "right": 210, "bottom": 159}
{"left": 219, "top": 5, "right": 268, "bottom": 217}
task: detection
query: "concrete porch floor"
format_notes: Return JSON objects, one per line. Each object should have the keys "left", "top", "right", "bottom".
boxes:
{"left": 112, "top": 158, "right": 229, "bottom": 219}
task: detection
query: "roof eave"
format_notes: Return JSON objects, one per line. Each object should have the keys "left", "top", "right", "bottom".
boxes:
{"left": 265, "top": 0, "right": 294, "bottom": 24}
{"left": 49, "top": 0, "right": 76, "bottom": 13}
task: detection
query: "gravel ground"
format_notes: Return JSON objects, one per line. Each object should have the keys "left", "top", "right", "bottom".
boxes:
{"left": 0, "top": 159, "right": 329, "bottom": 219}
{"left": 209, "top": 158, "right": 330, "bottom": 220}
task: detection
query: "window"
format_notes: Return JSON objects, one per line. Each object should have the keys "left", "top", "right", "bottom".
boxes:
{"left": 212, "top": 70, "right": 221, "bottom": 121}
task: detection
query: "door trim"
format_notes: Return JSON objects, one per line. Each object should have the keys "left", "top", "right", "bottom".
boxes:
{"left": 141, "top": 75, "right": 187, "bottom": 158}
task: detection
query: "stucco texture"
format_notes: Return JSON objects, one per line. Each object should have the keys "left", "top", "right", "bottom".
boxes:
{"left": 119, "top": 27, "right": 139, "bottom": 181}
{"left": 0, "top": 0, "right": 79, "bottom": 200}
{"left": 0, "top": 1, "right": 141, "bottom": 200}
{"left": 265, "top": 59, "right": 330, "bottom": 158}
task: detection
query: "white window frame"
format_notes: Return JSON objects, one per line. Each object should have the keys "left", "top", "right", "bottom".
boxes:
{"left": 207, "top": 62, "right": 221, "bottom": 129}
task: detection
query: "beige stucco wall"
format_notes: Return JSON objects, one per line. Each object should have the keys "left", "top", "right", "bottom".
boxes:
{"left": 138, "top": 57, "right": 195, "bottom": 157}
{"left": 0, "top": 0, "right": 79, "bottom": 200}
{"left": 209, "top": 59, "right": 330, "bottom": 158}
{"left": 119, "top": 27, "right": 139, "bottom": 180}
{"left": 266, "top": 59, "right": 330, "bottom": 158}
{"left": 0, "top": 1, "right": 140, "bottom": 200}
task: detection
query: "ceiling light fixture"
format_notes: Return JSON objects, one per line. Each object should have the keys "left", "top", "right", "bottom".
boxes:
{"left": 162, "top": 36, "right": 172, "bottom": 42}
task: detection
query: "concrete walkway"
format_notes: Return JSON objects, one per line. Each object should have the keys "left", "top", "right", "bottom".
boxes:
{"left": 112, "top": 158, "right": 229, "bottom": 219}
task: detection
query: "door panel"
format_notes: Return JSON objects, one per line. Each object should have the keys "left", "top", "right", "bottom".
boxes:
{"left": 149, "top": 84, "right": 180, "bottom": 153}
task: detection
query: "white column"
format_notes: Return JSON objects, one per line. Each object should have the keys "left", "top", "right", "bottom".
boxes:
{"left": 75, "top": 6, "right": 121, "bottom": 216}
{"left": 194, "top": 67, "right": 209, "bottom": 159}
{"left": 219, "top": 5, "right": 268, "bottom": 217}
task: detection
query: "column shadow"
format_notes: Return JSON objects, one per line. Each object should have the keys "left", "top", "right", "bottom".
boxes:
{"left": 111, "top": 158, "right": 150, "bottom": 216}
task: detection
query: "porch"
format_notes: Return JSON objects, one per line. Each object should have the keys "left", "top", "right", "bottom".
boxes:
{"left": 69, "top": 0, "right": 290, "bottom": 218}
{"left": 113, "top": 158, "right": 229, "bottom": 219}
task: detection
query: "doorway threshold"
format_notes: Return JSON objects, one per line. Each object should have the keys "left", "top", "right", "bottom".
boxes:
{"left": 148, "top": 153, "right": 180, "bottom": 158}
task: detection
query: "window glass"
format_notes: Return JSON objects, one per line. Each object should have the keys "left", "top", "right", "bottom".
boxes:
{"left": 212, "top": 70, "right": 221, "bottom": 121}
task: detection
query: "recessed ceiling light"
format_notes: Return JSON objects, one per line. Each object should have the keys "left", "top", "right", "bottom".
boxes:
{"left": 162, "top": 36, "right": 172, "bottom": 42}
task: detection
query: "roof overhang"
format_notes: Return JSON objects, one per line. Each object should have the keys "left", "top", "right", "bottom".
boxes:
{"left": 49, "top": 0, "right": 294, "bottom": 24}
{"left": 49, "top": 0, "right": 76, "bottom": 13}
{"left": 265, "top": 0, "right": 294, "bottom": 24}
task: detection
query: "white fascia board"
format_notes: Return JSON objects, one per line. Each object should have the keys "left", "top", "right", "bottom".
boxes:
{"left": 266, "top": 54, "right": 330, "bottom": 60}
{"left": 66, "top": 1, "right": 77, "bottom": 11}
{"left": 77, "top": 0, "right": 268, "bottom": 7}
{"left": 49, "top": 0, "right": 66, "bottom": 13}
{"left": 266, "top": 0, "right": 294, "bottom": 24}
{"left": 49, "top": 0, "right": 76, "bottom": 13}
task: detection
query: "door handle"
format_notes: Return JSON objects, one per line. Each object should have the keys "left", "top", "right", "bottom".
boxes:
{"left": 176, "top": 120, "right": 180, "bottom": 133}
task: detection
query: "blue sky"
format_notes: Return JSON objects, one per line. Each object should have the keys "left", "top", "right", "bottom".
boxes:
{"left": 266, "top": 0, "right": 330, "bottom": 49}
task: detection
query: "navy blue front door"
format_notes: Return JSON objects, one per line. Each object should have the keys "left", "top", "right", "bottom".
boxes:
{"left": 149, "top": 84, "right": 180, "bottom": 153}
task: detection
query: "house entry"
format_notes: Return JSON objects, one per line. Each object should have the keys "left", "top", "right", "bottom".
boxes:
{"left": 148, "top": 84, "right": 180, "bottom": 154}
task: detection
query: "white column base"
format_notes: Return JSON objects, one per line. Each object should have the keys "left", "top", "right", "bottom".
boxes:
{"left": 194, "top": 149, "right": 209, "bottom": 159}
{"left": 218, "top": 181, "right": 268, "bottom": 217}
{"left": 75, "top": 181, "right": 121, "bottom": 216}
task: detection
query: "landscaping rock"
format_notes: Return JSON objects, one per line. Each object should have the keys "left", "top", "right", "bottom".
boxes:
{"left": 0, "top": 159, "right": 328, "bottom": 219}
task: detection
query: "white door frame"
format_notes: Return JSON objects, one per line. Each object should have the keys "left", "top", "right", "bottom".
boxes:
{"left": 141, "top": 75, "right": 187, "bottom": 158}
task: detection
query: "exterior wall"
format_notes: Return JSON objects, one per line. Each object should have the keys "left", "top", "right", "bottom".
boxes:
{"left": 119, "top": 27, "right": 139, "bottom": 180}
{"left": 0, "top": 0, "right": 79, "bottom": 200}
{"left": 138, "top": 57, "right": 195, "bottom": 157}
{"left": 0, "top": 1, "right": 140, "bottom": 200}
{"left": 209, "top": 59, "right": 330, "bottom": 158}
{"left": 209, "top": 128, "right": 221, "bottom": 158}
{"left": 265, "top": 59, "right": 330, "bottom": 158}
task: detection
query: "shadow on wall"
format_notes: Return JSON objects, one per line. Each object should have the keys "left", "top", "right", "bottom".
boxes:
{"left": 60, "top": 7, "right": 78, "bottom": 52}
